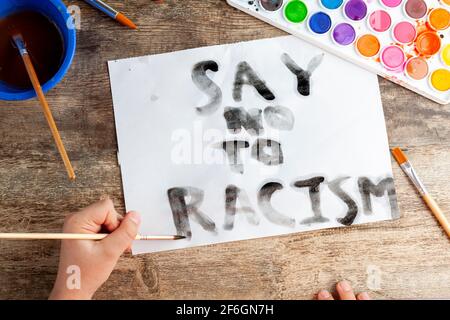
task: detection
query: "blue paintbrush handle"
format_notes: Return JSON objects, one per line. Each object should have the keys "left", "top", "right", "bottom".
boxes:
{"left": 83, "top": 0, "right": 118, "bottom": 19}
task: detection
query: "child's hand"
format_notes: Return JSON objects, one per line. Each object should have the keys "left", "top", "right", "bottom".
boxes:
{"left": 49, "top": 198, "right": 141, "bottom": 300}
{"left": 317, "top": 281, "right": 371, "bottom": 300}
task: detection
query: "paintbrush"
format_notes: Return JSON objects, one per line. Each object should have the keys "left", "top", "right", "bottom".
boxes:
{"left": 11, "top": 33, "right": 76, "bottom": 180}
{"left": 83, "top": 0, "right": 137, "bottom": 29}
{"left": 0, "top": 233, "right": 185, "bottom": 241}
{"left": 392, "top": 147, "right": 450, "bottom": 239}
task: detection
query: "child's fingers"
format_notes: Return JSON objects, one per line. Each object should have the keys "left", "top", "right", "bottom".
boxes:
{"left": 64, "top": 198, "right": 121, "bottom": 233}
{"left": 100, "top": 211, "right": 141, "bottom": 259}
{"left": 317, "top": 290, "right": 334, "bottom": 300}
{"left": 357, "top": 292, "right": 371, "bottom": 300}
{"left": 336, "top": 281, "right": 356, "bottom": 300}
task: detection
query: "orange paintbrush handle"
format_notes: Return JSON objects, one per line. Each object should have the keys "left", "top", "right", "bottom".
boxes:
{"left": 422, "top": 194, "right": 450, "bottom": 238}
{"left": 21, "top": 53, "right": 76, "bottom": 180}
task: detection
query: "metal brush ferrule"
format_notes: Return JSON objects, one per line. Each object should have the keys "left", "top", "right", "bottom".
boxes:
{"left": 400, "top": 162, "right": 427, "bottom": 195}
{"left": 12, "top": 36, "right": 28, "bottom": 56}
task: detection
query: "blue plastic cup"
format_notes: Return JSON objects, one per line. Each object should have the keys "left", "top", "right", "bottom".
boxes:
{"left": 0, "top": 0, "right": 76, "bottom": 101}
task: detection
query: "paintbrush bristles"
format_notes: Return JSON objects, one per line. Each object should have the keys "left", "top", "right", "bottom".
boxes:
{"left": 11, "top": 33, "right": 24, "bottom": 46}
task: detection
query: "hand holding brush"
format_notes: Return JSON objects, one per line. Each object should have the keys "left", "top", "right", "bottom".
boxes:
{"left": 47, "top": 198, "right": 184, "bottom": 300}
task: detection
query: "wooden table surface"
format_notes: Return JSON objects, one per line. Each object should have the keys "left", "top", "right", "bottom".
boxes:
{"left": 0, "top": 0, "right": 449, "bottom": 300}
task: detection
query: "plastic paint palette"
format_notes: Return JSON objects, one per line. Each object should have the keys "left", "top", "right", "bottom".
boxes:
{"left": 227, "top": 0, "right": 450, "bottom": 104}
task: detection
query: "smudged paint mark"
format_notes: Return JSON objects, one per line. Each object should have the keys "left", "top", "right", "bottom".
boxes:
{"left": 167, "top": 187, "right": 216, "bottom": 239}
{"left": 329, "top": 177, "right": 358, "bottom": 226}
{"left": 264, "top": 106, "right": 295, "bottom": 131}
{"left": 293, "top": 176, "right": 329, "bottom": 224}
{"left": 233, "top": 61, "right": 275, "bottom": 102}
{"left": 224, "top": 185, "right": 259, "bottom": 230}
{"left": 150, "top": 94, "right": 159, "bottom": 102}
{"left": 258, "top": 182, "right": 296, "bottom": 227}
{"left": 282, "top": 53, "right": 324, "bottom": 96}
{"left": 223, "top": 107, "right": 264, "bottom": 136}
{"left": 216, "top": 140, "right": 250, "bottom": 174}
{"left": 251, "top": 139, "right": 284, "bottom": 166}
{"left": 358, "top": 177, "right": 400, "bottom": 218}
{"left": 191, "top": 60, "right": 222, "bottom": 115}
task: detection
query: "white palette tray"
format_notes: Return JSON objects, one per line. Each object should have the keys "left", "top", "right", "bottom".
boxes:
{"left": 227, "top": 0, "right": 450, "bottom": 104}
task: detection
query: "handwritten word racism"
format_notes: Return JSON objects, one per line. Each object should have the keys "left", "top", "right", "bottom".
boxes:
{"left": 167, "top": 53, "right": 398, "bottom": 238}
{"left": 168, "top": 176, "right": 399, "bottom": 238}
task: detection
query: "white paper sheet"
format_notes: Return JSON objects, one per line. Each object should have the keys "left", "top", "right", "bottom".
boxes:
{"left": 108, "top": 36, "right": 399, "bottom": 255}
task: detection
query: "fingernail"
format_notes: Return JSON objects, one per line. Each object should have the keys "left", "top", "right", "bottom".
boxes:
{"left": 359, "top": 292, "right": 371, "bottom": 300}
{"left": 339, "top": 280, "right": 352, "bottom": 292}
{"left": 128, "top": 211, "right": 141, "bottom": 225}
{"left": 100, "top": 195, "right": 110, "bottom": 201}
{"left": 318, "top": 290, "right": 331, "bottom": 299}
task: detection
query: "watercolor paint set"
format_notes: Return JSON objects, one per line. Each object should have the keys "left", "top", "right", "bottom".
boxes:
{"left": 227, "top": 0, "right": 450, "bottom": 104}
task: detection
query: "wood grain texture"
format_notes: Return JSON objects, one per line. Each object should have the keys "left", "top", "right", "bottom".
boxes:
{"left": 0, "top": 0, "right": 449, "bottom": 300}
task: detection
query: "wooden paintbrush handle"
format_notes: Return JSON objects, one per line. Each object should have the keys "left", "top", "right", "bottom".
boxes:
{"left": 21, "top": 53, "right": 76, "bottom": 180}
{"left": 422, "top": 194, "right": 450, "bottom": 238}
{"left": 0, "top": 233, "right": 108, "bottom": 240}
{"left": 0, "top": 233, "right": 182, "bottom": 240}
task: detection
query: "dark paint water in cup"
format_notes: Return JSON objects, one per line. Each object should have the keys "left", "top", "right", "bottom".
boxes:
{"left": 0, "top": 0, "right": 76, "bottom": 101}
{"left": 0, "top": 11, "right": 65, "bottom": 89}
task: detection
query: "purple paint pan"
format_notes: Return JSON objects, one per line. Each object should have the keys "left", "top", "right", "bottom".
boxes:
{"left": 344, "top": 0, "right": 368, "bottom": 21}
{"left": 332, "top": 22, "right": 357, "bottom": 45}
